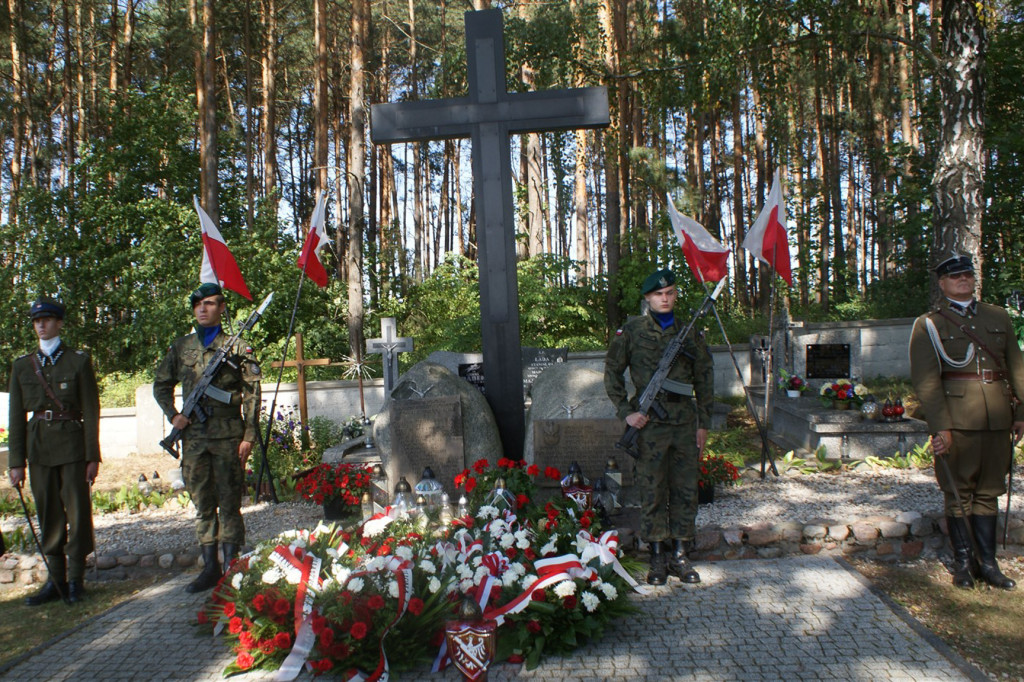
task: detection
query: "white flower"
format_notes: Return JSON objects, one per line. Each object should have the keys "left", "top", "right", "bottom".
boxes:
{"left": 477, "top": 505, "right": 499, "bottom": 520}
{"left": 505, "top": 562, "right": 525, "bottom": 581}
{"left": 574, "top": 534, "right": 589, "bottom": 554}
{"left": 231, "top": 573, "right": 243, "bottom": 590}
{"left": 582, "top": 592, "right": 600, "bottom": 612}
{"left": 347, "top": 577, "right": 365, "bottom": 593}
{"left": 459, "top": 577, "right": 475, "bottom": 592}
{"left": 540, "top": 536, "right": 558, "bottom": 556}
{"left": 499, "top": 533, "right": 515, "bottom": 549}
{"left": 365, "top": 556, "right": 386, "bottom": 572}
{"left": 474, "top": 566, "right": 491, "bottom": 584}
{"left": 288, "top": 537, "right": 307, "bottom": 551}
{"left": 363, "top": 515, "right": 394, "bottom": 538}
{"left": 446, "top": 581, "right": 460, "bottom": 595}
{"left": 521, "top": 574, "right": 537, "bottom": 589}
{"left": 553, "top": 580, "right": 576, "bottom": 598}
{"left": 515, "top": 531, "right": 531, "bottom": 549}
{"left": 456, "top": 564, "right": 473, "bottom": 580}
{"left": 488, "top": 519, "right": 506, "bottom": 536}
{"left": 285, "top": 569, "right": 301, "bottom": 585}
{"left": 471, "top": 556, "right": 483, "bottom": 568}
{"left": 418, "top": 559, "right": 437, "bottom": 574}
{"left": 396, "top": 546, "right": 414, "bottom": 561}
{"left": 599, "top": 582, "right": 618, "bottom": 600}
{"left": 388, "top": 580, "right": 400, "bottom": 598}
{"left": 326, "top": 547, "right": 339, "bottom": 559}
{"left": 261, "top": 567, "right": 283, "bottom": 585}
{"left": 331, "top": 564, "right": 351, "bottom": 584}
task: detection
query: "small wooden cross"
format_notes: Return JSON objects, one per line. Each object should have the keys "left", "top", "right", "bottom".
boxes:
{"left": 270, "top": 332, "right": 332, "bottom": 431}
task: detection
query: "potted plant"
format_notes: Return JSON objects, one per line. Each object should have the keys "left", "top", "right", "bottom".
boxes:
{"left": 697, "top": 454, "right": 740, "bottom": 504}
{"left": 295, "top": 461, "right": 373, "bottom": 522}
{"left": 777, "top": 369, "right": 808, "bottom": 398}
{"left": 818, "top": 380, "right": 867, "bottom": 410}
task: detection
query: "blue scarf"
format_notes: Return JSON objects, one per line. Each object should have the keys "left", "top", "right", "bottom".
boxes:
{"left": 198, "top": 324, "right": 222, "bottom": 348}
{"left": 651, "top": 311, "right": 675, "bottom": 330}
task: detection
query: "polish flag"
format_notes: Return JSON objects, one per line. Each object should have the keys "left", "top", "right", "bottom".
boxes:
{"left": 666, "top": 198, "right": 730, "bottom": 283}
{"left": 297, "top": 193, "right": 329, "bottom": 287}
{"left": 742, "top": 169, "right": 792, "bottom": 286}
{"left": 195, "top": 196, "right": 252, "bottom": 300}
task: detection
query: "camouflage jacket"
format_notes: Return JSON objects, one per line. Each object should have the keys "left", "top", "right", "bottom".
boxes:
{"left": 7, "top": 344, "right": 101, "bottom": 468}
{"left": 909, "top": 300, "right": 1024, "bottom": 432}
{"left": 153, "top": 329, "right": 261, "bottom": 444}
{"left": 604, "top": 312, "right": 714, "bottom": 427}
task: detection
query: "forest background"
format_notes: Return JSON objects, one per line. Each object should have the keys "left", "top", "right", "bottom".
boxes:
{"left": 2, "top": 0, "right": 1024, "bottom": 401}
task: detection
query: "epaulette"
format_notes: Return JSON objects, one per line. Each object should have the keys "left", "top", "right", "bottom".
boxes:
{"left": 75, "top": 349, "right": 88, "bottom": 356}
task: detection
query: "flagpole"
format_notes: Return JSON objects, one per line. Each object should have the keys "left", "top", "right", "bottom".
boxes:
{"left": 758, "top": 241, "right": 782, "bottom": 478}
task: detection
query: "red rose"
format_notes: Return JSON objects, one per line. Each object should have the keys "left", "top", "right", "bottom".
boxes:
{"left": 311, "top": 615, "right": 327, "bottom": 635}
{"left": 228, "top": 616, "right": 243, "bottom": 634}
{"left": 350, "top": 621, "right": 369, "bottom": 640}
{"left": 329, "top": 642, "right": 350, "bottom": 659}
{"left": 259, "top": 639, "right": 276, "bottom": 655}
{"left": 252, "top": 594, "right": 267, "bottom": 612}
{"left": 524, "top": 548, "right": 536, "bottom": 560}
{"left": 531, "top": 589, "right": 546, "bottom": 601}
{"left": 274, "top": 598, "right": 290, "bottom": 616}
{"left": 516, "top": 494, "right": 529, "bottom": 508}
{"left": 196, "top": 609, "right": 209, "bottom": 625}
{"left": 473, "top": 458, "right": 489, "bottom": 474}
{"left": 312, "top": 658, "right": 334, "bottom": 673}
{"left": 408, "top": 597, "right": 424, "bottom": 615}
{"left": 465, "top": 478, "right": 477, "bottom": 493}
{"left": 507, "top": 654, "right": 524, "bottom": 663}
{"left": 563, "top": 595, "right": 577, "bottom": 609}
{"left": 526, "top": 620, "right": 542, "bottom": 633}
{"left": 505, "top": 547, "right": 518, "bottom": 560}
{"left": 580, "top": 515, "right": 592, "bottom": 529}
{"left": 222, "top": 602, "right": 236, "bottom": 618}
{"left": 545, "top": 466, "right": 561, "bottom": 480}
{"left": 274, "top": 631, "right": 291, "bottom": 649}
{"left": 368, "top": 594, "right": 385, "bottom": 610}
{"left": 527, "top": 464, "right": 540, "bottom": 476}
{"left": 497, "top": 457, "right": 512, "bottom": 468}
{"left": 236, "top": 651, "right": 255, "bottom": 670}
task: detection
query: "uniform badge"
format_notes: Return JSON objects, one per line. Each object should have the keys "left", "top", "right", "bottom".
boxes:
{"left": 60, "top": 382, "right": 69, "bottom": 390}
{"left": 615, "top": 328, "right": 623, "bottom": 336}
{"left": 249, "top": 362, "right": 261, "bottom": 376}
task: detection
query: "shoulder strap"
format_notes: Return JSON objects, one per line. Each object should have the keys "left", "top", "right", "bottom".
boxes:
{"left": 934, "top": 307, "right": 1007, "bottom": 371}
{"left": 29, "top": 353, "right": 67, "bottom": 411}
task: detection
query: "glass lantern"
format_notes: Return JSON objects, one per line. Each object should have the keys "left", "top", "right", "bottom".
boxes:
{"left": 414, "top": 467, "right": 445, "bottom": 510}
{"left": 486, "top": 477, "right": 517, "bottom": 511}
{"left": 393, "top": 476, "right": 413, "bottom": 517}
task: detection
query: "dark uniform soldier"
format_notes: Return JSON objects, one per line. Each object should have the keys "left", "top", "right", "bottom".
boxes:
{"left": 8, "top": 297, "right": 101, "bottom": 605}
{"left": 605, "top": 268, "right": 714, "bottom": 585}
{"left": 909, "top": 254, "right": 1023, "bottom": 590}
{"left": 153, "top": 283, "right": 261, "bottom": 593}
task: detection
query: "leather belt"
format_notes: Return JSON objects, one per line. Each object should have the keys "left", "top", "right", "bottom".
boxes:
{"left": 31, "top": 409, "right": 83, "bottom": 422}
{"left": 204, "top": 406, "right": 241, "bottom": 418}
{"left": 942, "top": 370, "right": 1008, "bottom": 383}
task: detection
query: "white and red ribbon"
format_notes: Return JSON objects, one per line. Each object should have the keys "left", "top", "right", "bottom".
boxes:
{"left": 577, "top": 530, "right": 649, "bottom": 595}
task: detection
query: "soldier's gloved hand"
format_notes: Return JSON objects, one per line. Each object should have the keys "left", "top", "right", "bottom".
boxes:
{"left": 9, "top": 467, "right": 25, "bottom": 489}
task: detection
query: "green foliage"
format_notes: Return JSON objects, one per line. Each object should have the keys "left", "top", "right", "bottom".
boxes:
{"left": 814, "top": 448, "right": 842, "bottom": 472}
{"left": 90, "top": 483, "right": 170, "bottom": 514}
{"left": 98, "top": 371, "right": 153, "bottom": 409}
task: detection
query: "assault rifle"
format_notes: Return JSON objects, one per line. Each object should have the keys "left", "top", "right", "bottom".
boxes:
{"left": 616, "top": 278, "right": 727, "bottom": 459}
{"left": 160, "top": 292, "right": 274, "bottom": 458}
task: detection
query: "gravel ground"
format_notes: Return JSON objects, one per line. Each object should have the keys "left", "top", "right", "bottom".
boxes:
{"left": 2, "top": 464, "right": 1021, "bottom": 556}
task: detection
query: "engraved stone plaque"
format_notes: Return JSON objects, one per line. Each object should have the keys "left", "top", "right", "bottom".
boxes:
{"left": 805, "top": 344, "right": 851, "bottom": 379}
{"left": 389, "top": 395, "right": 465, "bottom": 495}
{"left": 532, "top": 418, "right": 632, "bottom": 487}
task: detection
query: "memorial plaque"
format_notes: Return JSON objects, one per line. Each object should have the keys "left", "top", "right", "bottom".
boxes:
{"left": 522, "top": 347, "right": 568, "bottom": 398}
{"left": 390, "top": 395, "right": 465, "bottom": 495}
{"left": 458, "top": 363, "right": 487, "bottom": 395}
{"left": 532, "top": 418, "right": 632, "bottom": 487}
{"left": 806, "top": 344, "right": 851, "bottom": 379}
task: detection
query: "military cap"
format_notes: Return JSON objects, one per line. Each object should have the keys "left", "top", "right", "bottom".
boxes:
{"left": 190, "top": 282, "right": 223, "bottom": 307}
{"left": 641, "top": 268, "right": 676, "bottom": 295}
{"left": 29, "top": 296, "right": 65, "bottom": 320}
{"left": 935, "top": 253, "right": 974, "bottom": 278}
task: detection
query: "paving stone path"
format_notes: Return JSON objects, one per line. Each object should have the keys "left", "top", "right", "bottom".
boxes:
{"left": 0, "top": 555, "right": 986, "bottom": 681}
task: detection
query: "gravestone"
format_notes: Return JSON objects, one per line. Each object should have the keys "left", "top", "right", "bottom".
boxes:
{"left": 806, "top": 344, "right": 851, "bottom": 380}
{"left": 371, "top": 8, "right": 609, "bottom": 458}
{"left": 372, "top": 361, "right": 502, "bottom": 495}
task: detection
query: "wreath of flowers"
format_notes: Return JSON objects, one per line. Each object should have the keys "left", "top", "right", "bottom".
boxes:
{"left": 200, "top": 459, "right": 643, "bottom": 678}
{"left": 818, "top": 379, "right": 868, "bottom": 407}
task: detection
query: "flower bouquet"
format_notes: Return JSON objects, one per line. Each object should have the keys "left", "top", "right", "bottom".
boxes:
{"left": 698, "top": 454, "right": 740, "bottom": 491}
{"left": 818, "top": 380, "right": 867, "bottom": 409}
{"left": 776, "top": 369, "right": 808, "bottom": 397}
{"left": 295, "top": 462, "right": 372, "bottom": 521}
{"left": 200, "top": 460, "right": 644, "bottom": 679}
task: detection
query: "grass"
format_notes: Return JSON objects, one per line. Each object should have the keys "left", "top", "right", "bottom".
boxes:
{"left": 851, "top": 556, "right": 1024, "bottom": 680}
{"left": 0, "top": 574, "right": 165, "bottom": 669}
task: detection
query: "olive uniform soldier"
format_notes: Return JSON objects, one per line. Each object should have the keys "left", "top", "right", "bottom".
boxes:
{"left": 605, "top": 269, "right": 714, "bottom": 585}
{"left": 909, "top": 254, "right": 1023, "bottom": 590}
{"left": 8, "top": 297, "right": 101, "bottom": 605}
{"left": 153, "top": 283, "right": 262, "bottom": 593}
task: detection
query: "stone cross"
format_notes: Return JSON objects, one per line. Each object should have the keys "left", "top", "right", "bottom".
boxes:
{"left": 370, "top": 9, "right": 609, "bottom": 458}
{"left": 365, "top": 317, "right": 413, "bottom": 396}
{"left": 270, "top": 332, "right": 332, "bottom": 432}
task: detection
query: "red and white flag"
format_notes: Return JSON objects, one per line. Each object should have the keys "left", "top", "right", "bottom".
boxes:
{"left": 195, "top": 196, "right": 252, "bottom": 300}
{"left": 742, "top": 169, "right": 792, "bottom": 286}
{"left": 666, "top": 198, "right": 730, "bottom": 283}
{"left": 297, "top": 192, "right": 329, "bottom": 287}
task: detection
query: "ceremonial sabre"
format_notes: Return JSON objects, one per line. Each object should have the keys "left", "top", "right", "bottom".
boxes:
{"left": 16, "top": 484, "right": 70, "bottom": 604}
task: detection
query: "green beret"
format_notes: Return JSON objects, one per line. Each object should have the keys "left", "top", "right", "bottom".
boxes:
{"left": 190, "top": 282, "right": 223, "bottom": 307}
{"left": 641, "top": 269, "right": 676, "bottom": 295}
{"left": 29, "top": 296, "right": 65, "bottom": 320}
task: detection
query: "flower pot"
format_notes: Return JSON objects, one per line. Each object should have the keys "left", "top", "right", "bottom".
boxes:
{"left": 697, "top": 484, "right": 715, "bottom": 505}
{"left": 322, "top": 497, "right": 354, "bottom": 521}
{"left": 786, "top": 390, "right": 801, "bottom": 398}
{"left": 832, "top": 400, "right": 852, "bottom": 411}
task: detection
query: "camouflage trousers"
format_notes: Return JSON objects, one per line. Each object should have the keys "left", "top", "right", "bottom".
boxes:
{"left": 938, "top": 429, "right": 1013, "bottom": 516}
{"left": 182, "top": 439, "right": 246, "bottom": 545}
{"left": 634, "top": 421, "right": 699, "bottom": 543}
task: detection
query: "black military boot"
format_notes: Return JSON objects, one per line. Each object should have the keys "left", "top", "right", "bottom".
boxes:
{"left": 972, "top": 515, "right": 1016, "bottom": 590}
{"left": 946, "top": 516, "right": 976, "bottom": 589}
{"left": 221, "top": 543, "right": 240, "bottom": 574}
{"left": 26, "top": 555, "right": 67, "bottom": 606}
{"left": 67, "top": 559, "right": 87, "bottom": 604}
{"left": 647, "top": 542, "right": 668, "bottom": 586}
{"left": 668, "top": 539, "right": 701, "bottom": 584}
{"left": 185, "top": 544, "right": 221, "bottom": 594}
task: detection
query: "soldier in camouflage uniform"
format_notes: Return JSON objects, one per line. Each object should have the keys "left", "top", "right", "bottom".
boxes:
{"left": 8, "top": 297, "right": 101, "bottom": 605}
{"left": 909, "top": 254, "right": 1023, "bottom": 590}
{"left": 605, "top": 269, "right": 714, "bottom": 585}
{"left": 153, "top": 283, "right": 261, "bottom": 593}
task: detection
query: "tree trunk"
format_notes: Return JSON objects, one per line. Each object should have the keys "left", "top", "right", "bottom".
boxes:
{"left": 260, "top": 0, "right": 278, "bottom": 200}
{"left": 192, "top": 0, "right": 218, "bottom": 219}
{"left": 8, "top": 0, "right": 25, "bottom": 226}
{"left": 347, "top": 0, "right": 366, "bottom": 357}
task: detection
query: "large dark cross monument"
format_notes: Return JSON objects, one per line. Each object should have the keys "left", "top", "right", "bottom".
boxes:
{"left": 370, "top": 9, "right": 609, "bottom": 457}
